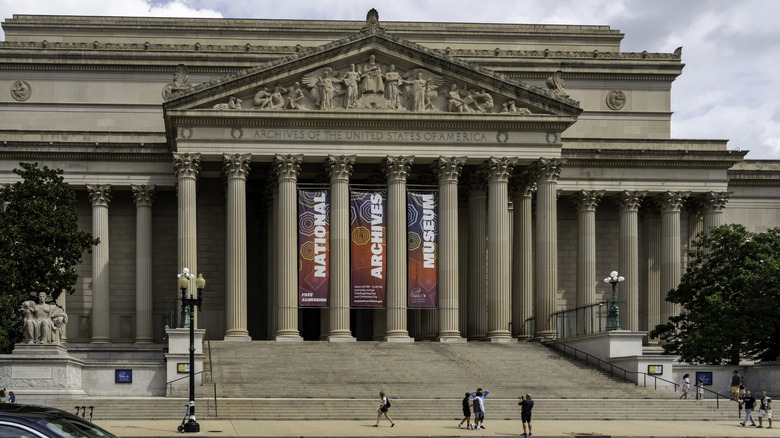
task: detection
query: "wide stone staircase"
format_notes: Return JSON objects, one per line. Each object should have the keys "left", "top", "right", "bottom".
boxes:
{"left": 53, "top": 341, "right": 740, "bottom": 421}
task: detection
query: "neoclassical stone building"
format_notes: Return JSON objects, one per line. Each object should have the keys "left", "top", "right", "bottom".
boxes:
{"left": 1, "top": 10, "right": 778, "bottom": 345}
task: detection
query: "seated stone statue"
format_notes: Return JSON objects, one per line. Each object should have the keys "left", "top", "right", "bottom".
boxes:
{"left": 21, "top": 292, "right": 66, "bottom": 345}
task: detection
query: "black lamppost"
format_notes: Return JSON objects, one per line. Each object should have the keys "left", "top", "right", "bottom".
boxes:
{"left": 177, "top": 267, "right": 205, "bottom": 433}
{"left": 603, "top": 270, "right": 624, "bottom": 331}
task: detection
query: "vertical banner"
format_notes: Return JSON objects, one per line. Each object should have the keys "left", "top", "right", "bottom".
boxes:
{"left": 350, "top": 190, "right": 387, "bottom": 307}
{"left": 298, "top": 189, "right": 330, "bottom": 307}
{"left": 407, "top": 191, "right": 438, "bottom": 308}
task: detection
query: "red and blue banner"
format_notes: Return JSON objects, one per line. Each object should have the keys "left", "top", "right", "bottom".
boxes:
{"left": 350, "top": 190, "right": 387, "bottom": 307}
{"left": 407, "top": 191, "right": 438, "bottom": 308}
{"left": 298, "top": 189, "right": 330, "bottom": 307}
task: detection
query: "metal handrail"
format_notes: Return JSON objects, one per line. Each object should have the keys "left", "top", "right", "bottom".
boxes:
{"left": 538, "top": 336, "right": 734, "bottom": 410}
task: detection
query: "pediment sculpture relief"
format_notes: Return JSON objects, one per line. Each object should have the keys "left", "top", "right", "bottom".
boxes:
{"left": 209, "top": 54, "right": 534, "bottom": 114}
{"left": 20, "top": 292, "right": 68, "bottom": 345}
{"left": 163, "top": 64, "right": 196, "bottom": 100}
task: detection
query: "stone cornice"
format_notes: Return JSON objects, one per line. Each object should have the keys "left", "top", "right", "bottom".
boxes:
{"left": 562, "top": 148, "right": 746, "bottom": 169}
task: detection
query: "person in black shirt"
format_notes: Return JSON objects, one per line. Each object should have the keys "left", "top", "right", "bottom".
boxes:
{"left": 518, "top": 393, "right": 535, "bottom": 436}
{"left": 458, "top": 392, "right": 472, "bottom": 429}
{"left": 741, "top": 390, "right": 758, "bottom": 426}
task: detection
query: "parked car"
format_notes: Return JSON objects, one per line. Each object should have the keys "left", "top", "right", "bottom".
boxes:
{"left": 0, "top": 403, "right": 117, "bottom": 438}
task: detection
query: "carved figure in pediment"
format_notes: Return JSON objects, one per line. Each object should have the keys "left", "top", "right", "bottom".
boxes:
{"left": 546, "top": 70, "right": 567, "bottom": 97}
{"left": 470, "top": 89, "right": 494, "bottom": 113}
{"left": 213, "top": 96, "right": 242, "bottom": 110}
{"left": 162, "top": 64, "right": 195, "bottom": 100}
{"left": 253, "top": 87, "right": 272, "bottom": 109}
{"left": 268, "top": 84, "right": 288, "bottom": 109}
{"left": 360, "top": 55, "right": 384, "bottom": 95}
{"left": 341, "top": 64, "right": 361, "bottom": 108}
{"left": 302, "top": 67, "right": 343, "bottom": 110}
{"left": 447, "top": 84, "right": 468, "bottom": 113}
{"left": 383, "top": 64, "right": 405, "bottom": 109}
{"left": 285, "top": 82, "right": 306, "bottom": 110}
{"left": 501, "top": 100, "right": 532, "bottom": 114}
{"left": 403, "top": 69, "right": 443, "bottom": 112}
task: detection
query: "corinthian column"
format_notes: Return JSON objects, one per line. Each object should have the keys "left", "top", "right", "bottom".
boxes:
{"left": 644, "top": 203, "right": 661, "bottom": 343}
{"left": 132, "top": 184, "right": 155, "bottom": 344}
{"left": 275, "top": 154, "right": 303, "bottom": 341}
{"left": 486, "top": 157, "right": 517, "bottom": 341}
{"left": 572, "top": 190, "right": 604, "bottom": 310}
{"left": 511, "top": 173, "right": 535, "bottom": 339}
{"left": 433, "top": 156, "right": 466, "bottom": 341}
{"left": 88, "top": 184, "right": 111, "bottom": 343}
{"left": 660, "top": 191, "right": 689, "bottom": 324}
{"left": 223, "top": 153, "right": 251, "bottom": 340}
{"left": 533, "top": 158, "right": 563, "bottom": 338}
{"left": 703, "top": 191, "right": 731, "bottom": 231}
{"left": 327, "top": 155, "right": 357, "bottom": 341}
{"left": 383, "top": 156, "right": 414, "bottom": 342}
{"left": 174, "top": 153, "right": 201, "bottom": 327}
{"left": 617, "top": 190, "right": 645, "bottom": 332}
{"left": 465, "top": 171, "right": 487, "bottom": 339}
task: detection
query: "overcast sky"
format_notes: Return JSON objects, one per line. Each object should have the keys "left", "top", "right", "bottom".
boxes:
{"left": 1, "top": 0, "right": 779, "bottom": 159}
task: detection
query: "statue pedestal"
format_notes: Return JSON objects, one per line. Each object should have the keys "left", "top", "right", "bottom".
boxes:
{"left": 164, "top": 328, "right": 205, "bottom": 396}
{"left": 0, "top": 344, "right": 87, "bottom": 404}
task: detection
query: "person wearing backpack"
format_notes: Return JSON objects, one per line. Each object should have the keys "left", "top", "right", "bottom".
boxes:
{"left": 374, "top": 391, "right": 395, "bottom": 427}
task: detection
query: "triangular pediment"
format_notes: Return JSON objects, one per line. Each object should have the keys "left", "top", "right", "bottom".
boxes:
{"left": 163, "top": 20, "right": 581, "bottom": 118}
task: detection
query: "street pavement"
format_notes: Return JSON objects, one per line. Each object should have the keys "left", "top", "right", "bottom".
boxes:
{"left": 98, "top": 418, "right": 776, "bottom": 437}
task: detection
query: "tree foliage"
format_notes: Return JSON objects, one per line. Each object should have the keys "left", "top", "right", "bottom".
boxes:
{"left": 650, "top": 224, "right": 780, "bottom": 365}
{"left": 0, "top": 163, "right": 98, "bottom": 353}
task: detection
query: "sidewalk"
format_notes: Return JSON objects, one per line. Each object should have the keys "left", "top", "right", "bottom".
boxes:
{"left": 99, "top": 419, "right": 775, "bottom": 437}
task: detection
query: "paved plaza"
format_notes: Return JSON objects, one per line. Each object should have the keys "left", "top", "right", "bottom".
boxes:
{"left": 100, "top": 418, "right": 774, "bottom": 437}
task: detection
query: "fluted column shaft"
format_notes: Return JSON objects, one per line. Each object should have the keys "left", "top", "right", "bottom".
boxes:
{"left": 434, "top": 156, "right": 466, "bottom": 340}
{"left": 617, "top": 191, "right": 645, "bottom": 331}
{"left": 275, "top": 154, "right": 303, "bottom": 340}
{"left": 511, "top": 176, "right": 535, "bottom": 339}
{"left": 174, "top": 153, "right": 201, "bottom": 328}
{"left": 132, "top": 184, "right": 155, "bottom": 344}
{"left": 466, "top": 173, "right": 487, "bottom": 339}
{"left": 88, "top": 184, "right": 111, "bottom": 343}
{"left": 533, "top": 158, "right": 563, "bottom": 338}
{"left": 486, "top": 157, "right": 516, "bottom": 340}
{"left": 223, "top": 154, "right": 251, "bottom": 340}
{"left": 644, "top": 207, "right": 661, "bottom": 342}
{"left": 573, "top": 191, "right": 604, "bottom": 309}
{"left": 328, "top": 155, "right": 356, "bottom": 341}
{"left": 660, "top": 191, "right": 688, "bottom": 324}
{"left": 383, "top": 156, "right": 413, "bottom": 340}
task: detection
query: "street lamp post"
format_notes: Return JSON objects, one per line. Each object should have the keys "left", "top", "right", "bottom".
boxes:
{"left": 177, "top": 267, "right": 205, "bottom": 433}
{"left": 603, "top": 270, "right": 624, "bottom": 331}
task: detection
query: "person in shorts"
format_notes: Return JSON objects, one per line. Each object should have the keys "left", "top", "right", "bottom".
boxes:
{"left": 518, "top": 393, "right": 534, "bottom": 436}
{"left": 458, "top": 392, "right": 472, "bottom": 429}
{"left": 373, "top": 391, "right": 395, "bottom": 427}
{"left": 680, "top": 374, "right": 691, "bottom": 399}
{"left": 730, "top": 370, "right": 743, "bottom": 401}
{"left": 758, "top": 391, "right": 773, "bottom": 429}
{"left": 470, "top": 388, "right": 490, "bottom": 429}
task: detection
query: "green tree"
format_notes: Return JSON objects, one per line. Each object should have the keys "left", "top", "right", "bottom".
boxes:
{"left": 650, "top": 224, "right": 780, "bottom": 365}
{"left": 0, "top": 163, "right": 97, "bottom": 353}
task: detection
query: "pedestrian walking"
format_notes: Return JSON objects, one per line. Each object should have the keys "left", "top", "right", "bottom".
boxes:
{"left": 695, "top": 379, "right": 704, "bottom": 401}
{"left": 518, "top": 393, "right": 534, "bottom": 436}
{"left": 470, "top": 388, "right": 490, "bottom": 429}
{"left": 373, "top": 391, "right": 395, "bottom": 427}
{"left": 758, "top": 391, "right": 772, "bottom": 429}
{"left": 740, "top": 390, "right": 757, "bottom": 427}
{"left": 680, "top": 374, "right": 691, "bottom": 399}
{"left": 7, "top": 392, "right": 14, "bottom": 404}
{"left": 458, "top": 392, "right": 472, "bottom": 429}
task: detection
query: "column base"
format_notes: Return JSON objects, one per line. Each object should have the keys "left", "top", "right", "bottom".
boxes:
{"left": 133, "top": 337, "right": 154, "bottom": 344}
{"left": 487, "top": 336, "right": 516, "bottom": 343}
{"left": 274, "top": 335, "right": 303, "bottom": 342}
{"left": 327, "top": 336, "right": 356, "bottom": 342}
{"left": 436, "top": 336, "right": 467, "bottom": 343}
{"left": 223, "top": 335, "right": 252, "bottom": 342}
{"left": 90, "top": 337, "right": 110, "bottom": 344}
{"left": 384, "top": 336, "right": 414, "bottom": 343}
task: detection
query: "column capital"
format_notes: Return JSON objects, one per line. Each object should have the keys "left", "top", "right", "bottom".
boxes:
{"left": 383, "top": 155, "right": 414, "bottom": 183}
{"left": 702, "top": 191, "right": 732, "bottom": 212}
{"left": 131, "top": 184, "right": 156, "bottom": 207}
{"left": 616, "top": 190, "right": 647, "bottom": 212}
{"left": 173, "top": 152, "right": 202, "bottom": 180}
{"left": 509, "top": 171, "right": 537, "bottom": 199}
{"left": 462, "top": 169, "right": 487, "bottom": 194}
{"left": 433, "top": 156, "right": 466, "bottom": 184}
{"left": 572, "top": 190, "right": 605, "bottom": 212}
{"left": 532, "top": 157, "right": 564, "bottom": 183}
{"left": 327, "top": 155, "right": 357, "bottom": 182}
{"left": 486, "top": 156, "right": 518, "bottom": 183}
{"left": 659, "top": 191, "right": 690, "bottom": 212}
{"left": 87, "top": 184, "right": 112, "bottom": 207}
{"left": 274, "top": 154, "right": 303, "bottom": 182}
{"left": 223, "top": 153, "right": 252, "bottom": 180}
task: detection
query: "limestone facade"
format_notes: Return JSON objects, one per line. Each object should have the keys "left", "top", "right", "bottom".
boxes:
{"left": 0, "top": 11, "right": 778, "bottom": 344}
